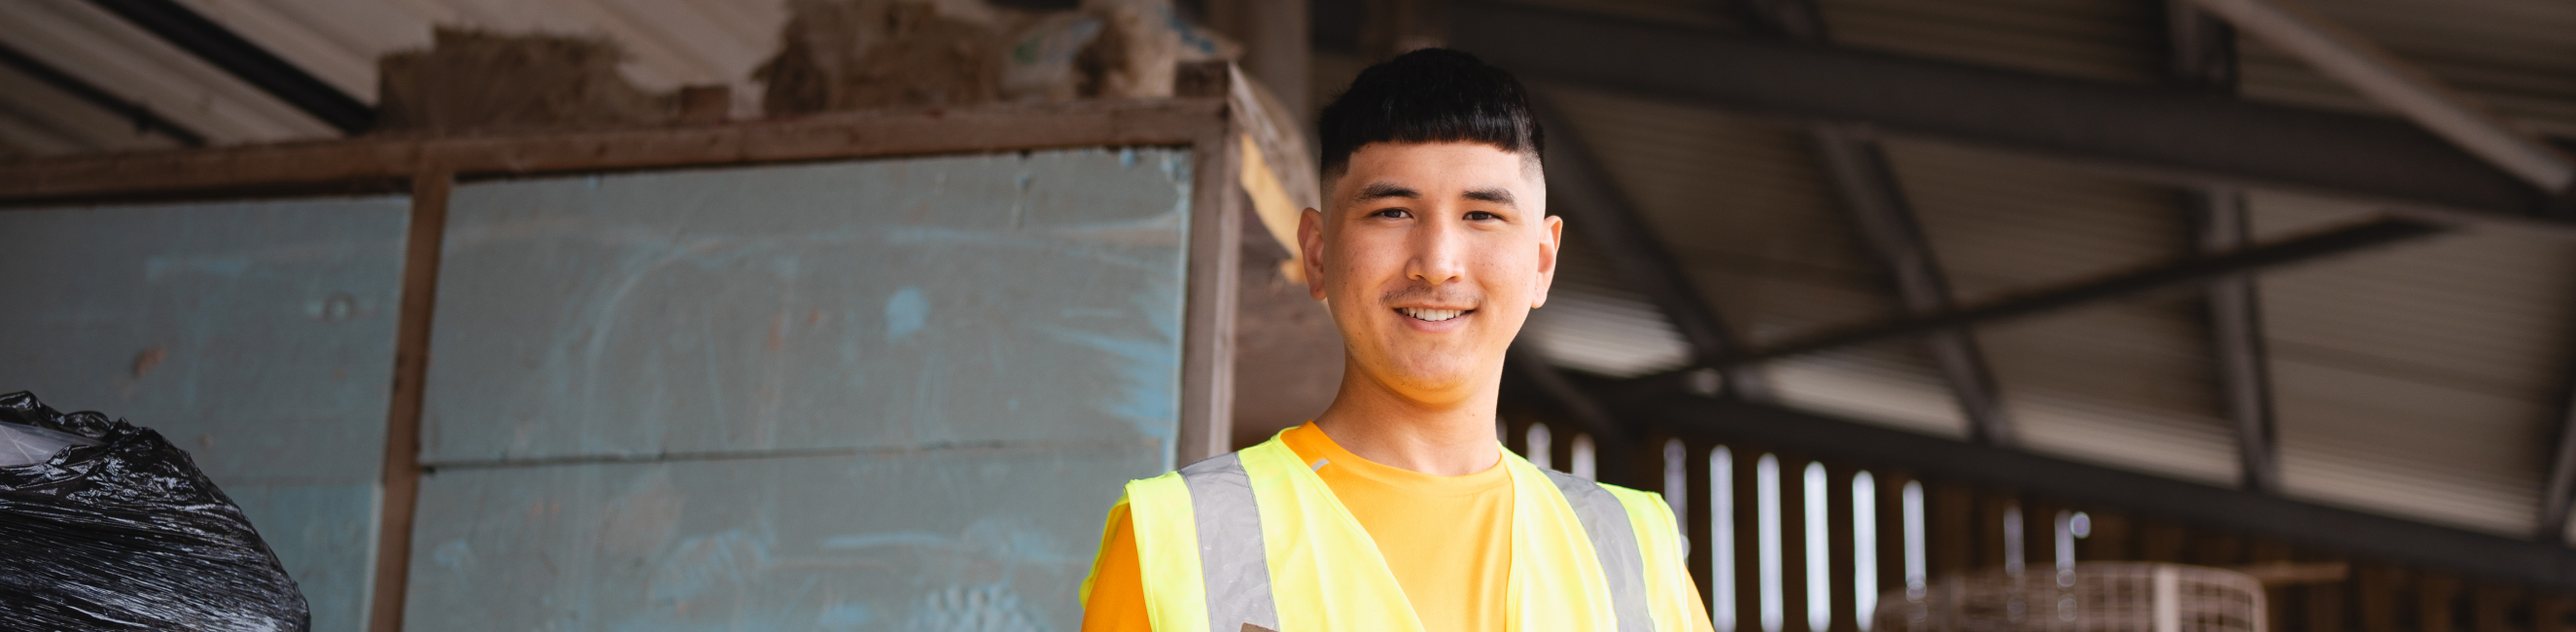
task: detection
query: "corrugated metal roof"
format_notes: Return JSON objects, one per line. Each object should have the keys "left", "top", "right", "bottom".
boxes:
{"left": 0, "top": 60, "right": 186, "bottom": 156}
{"left": 0, "top": 0, "right": 333, "bottom": 144}
{"left": 1528, "top": 0, "right": 2576, "bottom": 536}
{"left": 2248, "top": 190, "right": 2576, "bottom": 535}
{"left": 11, "top": 0, "right": 2576, "bottom": 540}
{"left": 1815, "top": 0, "right": 2165, "bottom": 83}
{"left": 1886, "top": 138, "right": 2241, "bottom": 485}
{"left": 2238, "top": 0, "right": 2576, "bottom": 137}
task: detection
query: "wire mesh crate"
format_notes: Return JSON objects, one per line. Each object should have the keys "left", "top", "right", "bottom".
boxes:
{"left": 1872, "top": 562, "right": 2264, "bottom": 632}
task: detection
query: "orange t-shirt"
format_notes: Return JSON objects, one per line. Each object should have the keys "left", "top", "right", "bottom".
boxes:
{"left": 1079, "top": 422, "right": 1715, "bottom": 631}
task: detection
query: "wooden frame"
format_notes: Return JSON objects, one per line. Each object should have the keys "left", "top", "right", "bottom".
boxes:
{"left": 0, "top": 92, "right": 1252, "bottom": 632}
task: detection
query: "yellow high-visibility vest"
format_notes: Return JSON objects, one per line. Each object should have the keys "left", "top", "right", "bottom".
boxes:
{"left": 1084, "top": 433, "right": 1701, "bottom": 632}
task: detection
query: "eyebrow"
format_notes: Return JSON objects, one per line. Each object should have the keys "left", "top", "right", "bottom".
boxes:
{"left": 1463, "top": 187, "right": 1517, "bottom": 208}
{"left": 1355, "top": 182, "right": 1420, "bottom": 201}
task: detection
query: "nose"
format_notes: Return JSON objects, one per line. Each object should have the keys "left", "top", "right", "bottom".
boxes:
{"left": 1406, "top": 212, "right": 1466, "bottom": 287}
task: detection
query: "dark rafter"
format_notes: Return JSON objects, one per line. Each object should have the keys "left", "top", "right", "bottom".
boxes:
{"left": 1738, "top": 0, "right": 2017, "bottom": 446}
{"left": 0, "top": 41, "right": 203, "bottom": 147}
{"left": 2166, "top": 0, "right": 2283, "bottom": 494}
{"left": 2541, "top": 385, "right": 2576, "bottom": 542}
{"left": 1448, "top": 1, "right": 2552, "bottom": 221}
{"left": 1532, "top": 98, "right": 1771, "bottom": 400}
{"left": 87, "top": 0, "right": 373, "bottom": 134}
{"left": 1690, "top": 218, "right": 2442, "bottom": 370}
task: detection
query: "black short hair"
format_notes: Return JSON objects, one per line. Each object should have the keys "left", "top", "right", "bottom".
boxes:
{"left": 1316, "top": 49, "right": 1544, "bottom": 179}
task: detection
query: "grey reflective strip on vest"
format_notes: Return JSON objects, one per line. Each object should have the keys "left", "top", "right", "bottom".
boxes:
{"left": 1179, "top": 453, "right": 1279, "bottom": 632}
{"left": 1544, "top": 469, "right": 1656, "bottom": 632}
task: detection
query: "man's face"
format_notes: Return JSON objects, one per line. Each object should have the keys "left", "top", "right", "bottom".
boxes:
{"left": 1300, "top": 141, "right": 1562, "bottom": 403}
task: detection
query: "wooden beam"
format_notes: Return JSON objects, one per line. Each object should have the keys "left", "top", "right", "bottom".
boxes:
{"left": 0, "top": 98, "right": 1230, "bottom": 202}
{"left": 1692, "top": 217, "right": 2442, "bottom": 370}
{"left": 368, "top": 166, "right": 448, "bottom": 632}
{"left": 2540, "top": 377, "right": 2576, "bottom": 540}
{"left": 1733, "top": 0, "right": 2015, "bottom": 445}
{"left": 1532, "top": 97, "right": 1771, "bottom": 399}
{"left": 1179, "top": 128, "right": 1244, "bottom": 467}
{"left": 1449, "top": 1, "right": 2555, "bottom": 221}
{"left": 2167, "top": 0, "right": 2284, "bottom": 494}
{"left": 1811, "top": 124, "right": 2016, "bottom": 446}
{"left": 2187, "top": 0, "right": 2576, "bottom": 193}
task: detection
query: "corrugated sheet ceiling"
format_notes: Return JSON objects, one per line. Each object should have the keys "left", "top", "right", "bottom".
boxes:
{"left": 1525, "top": 0, "right": 2576, "bottom": 535}
{"left": 8, "top": 0, "right": 2576, "bottom": 537}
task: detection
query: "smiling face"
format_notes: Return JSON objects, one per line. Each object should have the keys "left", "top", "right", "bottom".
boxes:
{"left": 1300, "top": 141, "right": 1562, "bottom": 405}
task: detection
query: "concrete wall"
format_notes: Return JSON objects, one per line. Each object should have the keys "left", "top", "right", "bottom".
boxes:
{"left": 403, "top": 148, "right": 1195, "bottom": 630}
{"left": 0, "top": 196, "right": 412, "bottom": 632}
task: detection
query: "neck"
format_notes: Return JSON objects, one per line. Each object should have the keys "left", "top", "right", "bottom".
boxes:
{"left": 1309, "top": 359, "right": 1504, "bottom": 476}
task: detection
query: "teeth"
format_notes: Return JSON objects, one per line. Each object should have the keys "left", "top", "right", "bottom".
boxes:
{"left": 1400, "top": 307, "right": 1467, "bottom": 322}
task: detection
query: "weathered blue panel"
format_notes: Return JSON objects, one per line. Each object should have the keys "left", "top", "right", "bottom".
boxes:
{"left": 404, "top": 444, "right": 1150, "bottom": 631}
{"left": 0, "top": 196, "right": 409, "bottom": 632}
{"left": 423, "top": 148, "right": 1194, "bottom": 463}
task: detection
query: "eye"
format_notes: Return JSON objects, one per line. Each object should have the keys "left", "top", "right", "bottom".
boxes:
{"left": 1370, "top": 208, "right": 1412, "bottom": 220}
{"left": 1465, "top": 210, "right": 1502, "bottom": 222}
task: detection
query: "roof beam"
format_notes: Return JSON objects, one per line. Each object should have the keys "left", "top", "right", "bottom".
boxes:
{"left": 1448, "top": 1, "right": 2555, "bottom": 223}
{"left": 1702, "top": 217, "right": 2444, "bottom": 369}
{"left": 2166, "top": 0, "right": 2283, "bottom": 494}
{"left": 1533, "top": 97, "right": 1770, "bottom": 399}
{"left": 2541, "top": 384, "right": 2576, "bottom": 541}
{"left": 2190, "top": 191, "right": 2284, "bottom": 493}
{"left": 1736, "top": 0, "right": 2016, "bottom": 446}
{"left": 1591, "top": 386, "right": 2576, "bottom": 590}
{"left": 1812, "top": 124, "right": 2017, "bottom": 446}
{"left": 86, "top": 0, "right": 372, "bottom": 135}
{"left": 2186, "top": 0, "right": 2575, "bottom": 196}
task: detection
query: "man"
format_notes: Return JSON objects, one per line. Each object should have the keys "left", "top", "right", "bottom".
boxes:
{"left": 1080, "top": 49, "right": 1715, "bottom": 632}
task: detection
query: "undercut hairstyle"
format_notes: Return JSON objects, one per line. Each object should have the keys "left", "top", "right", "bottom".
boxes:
{"left": 1316, "top": 49, "right": 1545, "bottom": 185}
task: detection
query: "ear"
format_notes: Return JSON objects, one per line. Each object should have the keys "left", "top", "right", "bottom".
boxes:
{"left": 1533, "top": 214, "right": 1563, "bottom": 308}
{"left": 1299, "top": 207, "right": 1329, "bottom": 300}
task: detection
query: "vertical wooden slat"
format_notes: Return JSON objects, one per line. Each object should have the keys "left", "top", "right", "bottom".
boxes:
{"left": 2305, "top": 550, "right": 2350, "bottom": 632}
{"left": 1783, "top": 453, "right": 1814, "bottom": 632}
{"left": 1877, "top": 471, "right": 1914, "bottom": 602}
{"left": 2140, "top": 519, "right": 2188, "bottom": 563}
{"left": 2085, "top": 510, "right": 2135, "bottom": 561}
{"left": 1827, "top": 463, "right": 1860, "bottom": 632}
{"left": 2251, "top": 540, "right": 2298, "bottom": 632}
{"left": 2420, "top": 572, "right": 2461, "bottom": 632}
{"left": 1932, "top": 481, "right": 1975, "bottom": 577}
{"left": 368, "top": 165, "right": 450, "bottom": 632}
{"left": 2471, "top": 582, "right": 2520, "bottom": 632}
{"left": 1177, "top": 126, "right": 1244, "bottom": 465}
{"left": 2024, "top": 498, "right": 2066, "bottom": 575}
{"left": 2308, "top": 549, "right": 2349, "bottom": 632}
{"left": 2537, "top": 593, "right": 2573, "bottom": 632}
{"left": 1979, "top": 492, "right": 2017, "bottom": 571}
{"left": 2358, "top": 564, "right": 2404, "bottom": 632}
{"left": 1735, "top": 446, "right": 1764, "bottom": 632}
{"left": 2193, "top": 531, "right": 2247, "bottom": 567}
{"left": 1686, "top": 437, "right": 1715, "bottom": 615}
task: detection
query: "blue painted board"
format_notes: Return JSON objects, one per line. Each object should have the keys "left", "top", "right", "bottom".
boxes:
{"left": 0, "top": 196, "right": 410, "bottom": 632}
{"left": 422, "top": 148, "right": 1195, "bottom": 464}
{"left": 403, "top": 441, "right": 1153, "bottom": 631}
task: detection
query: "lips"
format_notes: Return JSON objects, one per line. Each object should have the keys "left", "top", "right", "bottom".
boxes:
{"left": 1397, "top": 307, "right": 1471, "bottom": 322}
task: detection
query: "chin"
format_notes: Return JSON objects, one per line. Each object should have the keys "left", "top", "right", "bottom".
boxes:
{"left": 1378, "top": 354, "right": 1486, "bottom": 393}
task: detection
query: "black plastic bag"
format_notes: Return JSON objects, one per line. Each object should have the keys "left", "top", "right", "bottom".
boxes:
{"left": 0, "top": 391, "right": 310, "bottom": 631}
